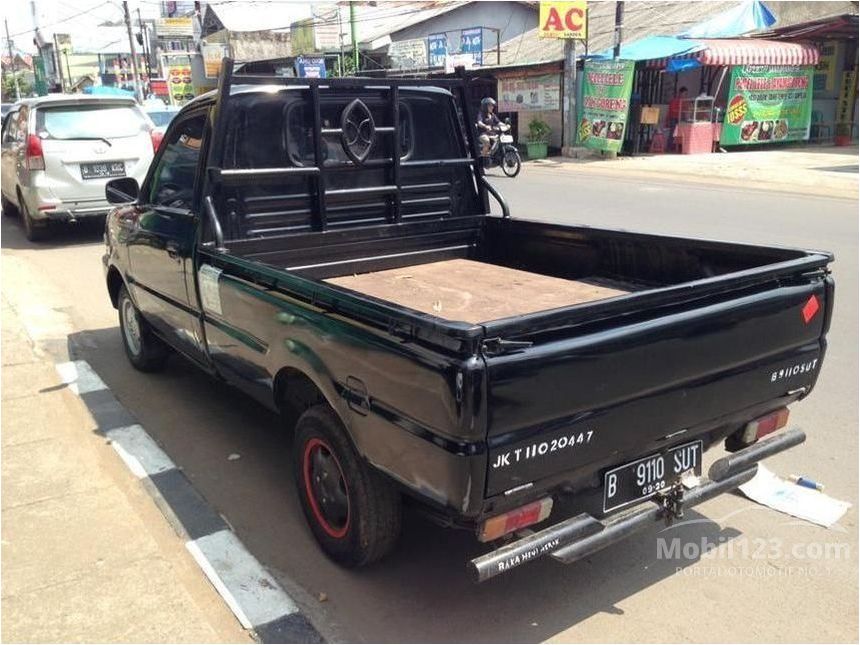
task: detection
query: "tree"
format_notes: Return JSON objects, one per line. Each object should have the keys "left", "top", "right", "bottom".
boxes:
{"left": 1, "top": 72, "right": 34, "bottom": 102}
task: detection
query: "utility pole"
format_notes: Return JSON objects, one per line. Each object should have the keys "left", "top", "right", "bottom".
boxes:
{"left": 53, "top": 32, "right": 65, "bottom": 92}
{"left": 5, "top": 18, "right": 21, "bottom": 100}
{"left": 349, "top": 1, "right": 358, "bottom": 72}
{"left": 562, "top": 38, "right": 576, "bottom": 155}
{"left": 613, "top": 1, "right": 624, "bottom": 59}
{"left": 137, "top": 8, "right": 152, "bottom": 83}
{"left": 122, "top": 0, "right": 142, "bottom": 102}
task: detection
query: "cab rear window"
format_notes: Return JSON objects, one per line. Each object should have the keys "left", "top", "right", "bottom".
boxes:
{"left": 36, "top": 104, "right": 148, "bottom": 140}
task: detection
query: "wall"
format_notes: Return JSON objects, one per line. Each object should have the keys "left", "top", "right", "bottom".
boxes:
{"left": 391, "top": 1, "right": 538, "bottom": 61}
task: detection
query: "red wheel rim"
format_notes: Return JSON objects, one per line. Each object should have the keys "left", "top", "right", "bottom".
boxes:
{"left": 303, "top": 437, "right": 350, "bottom": 538}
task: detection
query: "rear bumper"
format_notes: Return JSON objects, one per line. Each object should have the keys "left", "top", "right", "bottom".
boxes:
{"left": 21, "top": 186, "right": 112, "bottom": 222}
{"left": 469, "top": 428, "right": 806, "bottom": 582}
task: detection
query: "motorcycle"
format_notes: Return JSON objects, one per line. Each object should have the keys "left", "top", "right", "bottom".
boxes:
{"left": 483, "top": 119, "right": 522, "bottom": 178}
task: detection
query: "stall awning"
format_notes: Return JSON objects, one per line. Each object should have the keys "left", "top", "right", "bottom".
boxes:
{"left": 589, "top": 35, "right": 706, "bottom": 62}
{"left": 694, "top": 38, "right": 820, "bottom": 66}
{"left": 648, "top": 38, "right": 820, "bottom": 68}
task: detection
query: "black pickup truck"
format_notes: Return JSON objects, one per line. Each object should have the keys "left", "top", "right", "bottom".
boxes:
{"left": 102, "top": 61, "right": 834, "bottom": 581}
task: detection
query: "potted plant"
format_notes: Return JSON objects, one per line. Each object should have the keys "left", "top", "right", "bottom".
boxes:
{"left": 525, "top": 117, "right": 551, "bottom": 159}
{"left": 834, "top": 122, "right": 853, "bottom": 147}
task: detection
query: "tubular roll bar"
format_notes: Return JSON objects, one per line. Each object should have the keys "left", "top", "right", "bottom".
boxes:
{"left": 202, "top": 57, "right": 492, "bottom": 242}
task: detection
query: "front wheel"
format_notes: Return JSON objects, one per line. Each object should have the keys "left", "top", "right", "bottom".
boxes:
{"left": 294, "top": 405, "right": 401, "bottom": 567}
{"left": 502, "top": 148, "right": 522, "bottom": 178}
{"left": 117, "top": 286, "right": 169, "bottom": 372}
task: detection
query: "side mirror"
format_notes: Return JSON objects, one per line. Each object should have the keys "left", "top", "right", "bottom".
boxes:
{"left": 106, "top": 177, "right": 140, "bottom": 204}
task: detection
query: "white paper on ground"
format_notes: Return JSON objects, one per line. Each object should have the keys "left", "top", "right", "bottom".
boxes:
{"left": 739, "top": 464, "right": 851, "bottom": 528}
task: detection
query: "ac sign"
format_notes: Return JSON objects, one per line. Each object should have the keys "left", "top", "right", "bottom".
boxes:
{"left": 539, "top": 1, "right": 587, "bottom": 39}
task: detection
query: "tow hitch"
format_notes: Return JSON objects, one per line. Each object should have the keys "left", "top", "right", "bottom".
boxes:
{"left": 469, "top": 428, "right": 806, "bottom": 582}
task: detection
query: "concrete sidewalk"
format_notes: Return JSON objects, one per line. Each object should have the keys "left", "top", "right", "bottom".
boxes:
{"left": 1, "top": 296, "right": 251, "bottom": 643}
{"left": 528, "top": 145, "right": 858, "bottom": 199}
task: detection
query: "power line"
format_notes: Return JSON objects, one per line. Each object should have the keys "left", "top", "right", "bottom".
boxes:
{"left": 6, "top": 1, "right": 114, "bottom": 39}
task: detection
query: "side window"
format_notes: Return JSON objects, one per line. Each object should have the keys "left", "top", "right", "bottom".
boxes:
{"left": 2, "top": 111, "right": 18, "bottom": 144}
{"left": 148, "top": 113, "right": 205, "bottom": 209}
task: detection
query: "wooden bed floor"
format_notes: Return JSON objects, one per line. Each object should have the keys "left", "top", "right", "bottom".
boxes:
{"left": 325, "top": 259, "right": 630, "bottom": 324}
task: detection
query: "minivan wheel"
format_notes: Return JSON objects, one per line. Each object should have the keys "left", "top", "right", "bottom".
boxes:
{"left": 294, "top": 405, "right": 401, "bottom": 567}
{"left": 19, "top": 197, "right": 47, "bottom": 242}
{"left": 1, "top": 194, "right": 18, "bottom": 217}
{"left": 117, "top": 286, "right": 169, "bottom": 372}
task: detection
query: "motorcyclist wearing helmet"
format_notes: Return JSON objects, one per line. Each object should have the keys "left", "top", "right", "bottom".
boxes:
{"left": 476, "top": 97, "right": 501, "bottom": 156}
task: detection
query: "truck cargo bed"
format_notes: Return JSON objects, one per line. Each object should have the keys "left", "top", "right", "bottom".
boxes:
{"left": 325, "top": 259, "right": 631, "bottom": 324}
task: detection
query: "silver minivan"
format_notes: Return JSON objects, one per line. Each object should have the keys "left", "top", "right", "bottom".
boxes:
{"left": 1, "top": 95, "right": 156, "bottom": 241}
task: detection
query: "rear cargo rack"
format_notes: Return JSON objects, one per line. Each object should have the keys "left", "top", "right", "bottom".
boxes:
{"left": 202, "top": 58, "right": 490, "bottom": 240}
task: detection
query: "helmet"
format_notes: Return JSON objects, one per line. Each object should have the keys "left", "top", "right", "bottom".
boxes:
{"left": 481, "top": 97, "right": 496, "bottom": 108}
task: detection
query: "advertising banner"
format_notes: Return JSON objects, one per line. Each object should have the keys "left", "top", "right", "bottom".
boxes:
{"left": 578, "top": 59, "right": 634, "bottom": 152}
{"left": 388, "top": 38, "right": 428, "bottom": 69}
{"left": 720, "top": 65, "right": 814, "bottom": 145}
{"left": 498, "top": 74, "right": 561, "bottom": 112}
{"left": 814, "top": 40, "right": 838, "bottom": 93}
{"left": 295, "top": 56, "right": 326, "bottom": 78}
{"left": 460, "top": 27, "right": 483, "bottom": 66}
{"left": 32, "top": 56, "right": 48, "bottom": 96}
{"left": 428, "top": 33, "right": 447, "bottom": 67}
{"left": 202, "top": 44, "right": 229, "bottom": 78}
{"left": 539, "top": 1, "right": 587, "bottom": 39}
{"left": 167, "top": 65, "right": 195, "bottom": 106}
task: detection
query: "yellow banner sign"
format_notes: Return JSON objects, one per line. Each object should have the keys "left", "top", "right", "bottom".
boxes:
{"left": 539, "top": 1, "right": 587, "bottom": 39}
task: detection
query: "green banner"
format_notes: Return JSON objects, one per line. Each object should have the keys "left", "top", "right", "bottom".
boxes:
{"left": 578, "top": 59, "right": 634, "bottom": 153}
{"left": 32, "top": 56, "right": 48, "bottom": 96}
{"left": 721, "top": 65, "right": 813, "bottom": 145}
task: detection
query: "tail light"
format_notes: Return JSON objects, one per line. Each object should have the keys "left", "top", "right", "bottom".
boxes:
{"left": 741, "top": 407, "right": 790, "bottom": 444}
{"left": 150, "top": 130, "right": 164, "bottom": 153}
{"left": 26, "top": 134, "right": 45, "bottom": 170}
{"left": 479, "top": 497, "right": 553, "bottom": 542}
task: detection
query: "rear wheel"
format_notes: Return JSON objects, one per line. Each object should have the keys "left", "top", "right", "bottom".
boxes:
{"left": 294, "top": 405, "right": 401, "bottom": 567}
{"left": 1, "top": 194, "right": 18, "bottom": 217}
{"left": 502, "top": 148, "right": 522, "bottom": 178}
{"left": 19, "top": 195, "right": 47, "bottom": 241}
{"left": 117, "top": 285, "right": 169, "bottom": 372}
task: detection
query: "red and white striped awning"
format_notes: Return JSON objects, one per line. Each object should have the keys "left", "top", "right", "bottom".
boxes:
{"left": 646, "top": 39, "right": 820, "bottom": 68}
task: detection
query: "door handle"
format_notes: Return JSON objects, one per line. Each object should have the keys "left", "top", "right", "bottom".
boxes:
{"left": 166, "top": 241, "right": 181, "bottom": 260}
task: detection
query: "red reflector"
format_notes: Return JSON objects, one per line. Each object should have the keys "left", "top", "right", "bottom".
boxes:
{"left": 742, "top": 407, "right": 790, "bottom": 443}
{"left": 37, "top": 205, "right": 56, "bottom": 211}
{"left": 801, "top": 295, "right": 820, "bottom": 324}
{"left": 151, "top": 130, "right": 164, "bottom": 153}
{"left": 479, "top": 497, "right": 553, "bottom": 542}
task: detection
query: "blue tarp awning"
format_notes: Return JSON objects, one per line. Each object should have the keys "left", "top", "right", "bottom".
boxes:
{"left": 588, "top": 35, "right": 706, "bottom": 62}
{"left": 82, "top": 85, "right": 135, "bottom": 97}
{"left": 680, "top": 0, "right": 776, "bottom": 39}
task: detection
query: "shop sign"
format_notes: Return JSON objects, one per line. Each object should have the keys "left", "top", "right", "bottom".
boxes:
{"left": 460, "top": 27, "right": 483, "bottom": 66}
{"left": 539, "top": 1, "right": 587, "bottom": 39}
{"left": 428, "top": 33, "right": 447, "bottom": 67}
{"left": 32, "top": 56, "right": 48, "bottom": 96}
{"left": 836, "top": 70, "right": 857, "bottom": 124}
{"left": 202, "top": 44, "right": 229, "bottom": 78}
{"left": 167, "top": 65, "right": 195, "bottom": 106}
{"left": 156, "top": 17, "right": 194, "bottom": 37}
{"left": 445, "top": 53, "right": 475, "bottom": 74}
{"left": 389, "top": 38, "right": 428, "bottom": 69}
{"left": 578, "top": 59, "right": 634, "bottom": 152}
{"left": 295, "top": 56, "right": 326, "bottom": 79}
{"left": 498, "top": 74, "right": 560, "bottom": 112}
{"left": 814, "top": 40, "right": 839, "bottom": 93}
{"left": 720, "top": 65, "right": 814, "bottom": 145}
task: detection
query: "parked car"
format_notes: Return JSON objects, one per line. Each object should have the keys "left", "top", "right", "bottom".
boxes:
{"left": 103, "top": 62, "right": 834, "bottom": 579}
{"left": 0, "top": 95, "right": 156, "bottom": 240}
{"left": 143, "top": 103, "right": 180, "bottom": 135}
{"left": 1, "top": 103, "right": 13, "bottom": 120}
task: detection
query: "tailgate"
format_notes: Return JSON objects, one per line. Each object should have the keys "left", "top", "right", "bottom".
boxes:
{"left": 483, "top": 273, "right": 831, "bottom": 497}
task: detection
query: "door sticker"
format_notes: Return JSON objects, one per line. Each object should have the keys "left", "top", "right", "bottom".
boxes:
{"left": 198, "top": 264, "right": 223, "bottom": 315}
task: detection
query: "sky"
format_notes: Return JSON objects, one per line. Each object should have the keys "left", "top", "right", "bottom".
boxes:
{"left": 1, "top": 1, "right": 316, "bottom": 55}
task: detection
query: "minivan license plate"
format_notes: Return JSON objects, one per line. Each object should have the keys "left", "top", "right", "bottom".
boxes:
{"left": 81, "top": 162, "right": 125, "bottom": 180}
{"left": 603, "top": 441, "right": 703, "bottom": 513}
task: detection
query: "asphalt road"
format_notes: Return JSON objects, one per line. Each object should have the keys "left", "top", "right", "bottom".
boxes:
{"left": 2, "top": 165, "right": 857, "bottom": 643}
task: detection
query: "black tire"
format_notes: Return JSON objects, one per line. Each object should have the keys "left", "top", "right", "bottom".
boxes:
{"left": 502, "top": 149, "right": 522, "bottom": 178}
{"left": 19, "top": 196, "right": 47, "bottom": 241}
{"left": 294, "top": 405, "right": 401, "bottom": 567}
{"left": 1, "top": 193, "right": 18, "bottom": 217}
{"left": 117, "top": 285, "right": 169, "bottom": 372}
